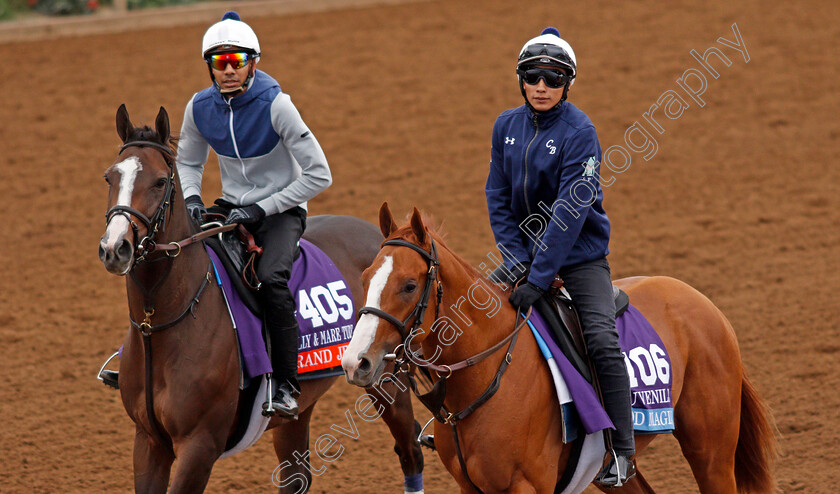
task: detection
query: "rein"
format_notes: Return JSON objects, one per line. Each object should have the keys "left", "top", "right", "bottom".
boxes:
{"left": 357, "top": 237, "right": 532, "bottom": 494}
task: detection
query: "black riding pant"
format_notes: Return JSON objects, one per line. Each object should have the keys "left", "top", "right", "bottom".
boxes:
{"left": 248, "top": 207, "right": 306, "bottom": 390}
{"left": 559, "top": 257, "right": 635, "bottom": 456}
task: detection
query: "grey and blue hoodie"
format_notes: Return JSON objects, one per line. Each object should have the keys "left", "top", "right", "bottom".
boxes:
{"left": 176, "top": 70, "right": 331, "bottom": 215}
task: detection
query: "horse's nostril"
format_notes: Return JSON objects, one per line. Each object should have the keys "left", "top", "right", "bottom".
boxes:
{"left": 116, "top": 239, "right": 133, "bottom": 260}
{"left": 98, "top": 243, "right": 107, "bottom": 261}
{"left": 358, "top": 357, "right": 372, "bottom": 374}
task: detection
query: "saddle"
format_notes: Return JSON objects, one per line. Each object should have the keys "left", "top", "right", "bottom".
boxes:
{"left": 203, "top": 204, "right": 269, "bottom": 315}
{"left": 204, "top": 229, "right": 263, "bottom": 315}
{"left": 536, "top": 276, "right": 629, "bottom": 383}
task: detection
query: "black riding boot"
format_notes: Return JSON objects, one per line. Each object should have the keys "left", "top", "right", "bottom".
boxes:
{"left": 262, "top": 322, "right": 301, "bottom": 418}
{"left": 249, "top": 207, "right": 306, "bottom": 418}
{"left": 557, "top": 258, "right": 636, "bottom": 488}
{"left": 592, "top": 368, "right": 637, "bottom": 487}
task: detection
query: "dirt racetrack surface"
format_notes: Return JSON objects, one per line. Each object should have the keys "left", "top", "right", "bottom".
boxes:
{"left": 1, "top": 0, "right": 838, "bottom": 492}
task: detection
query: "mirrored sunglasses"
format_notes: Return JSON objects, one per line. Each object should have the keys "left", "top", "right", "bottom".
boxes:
{"left": 518, "top": 68, "right": 570, "bottom": 88}
{"left": 206, "top": 52, "right": 251, "bottom": 71}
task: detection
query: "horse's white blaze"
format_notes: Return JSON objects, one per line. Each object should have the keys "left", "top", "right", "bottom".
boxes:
{"left": 342, "top": 256, "right": 393, "bottom": 373}
{"left": 102, "top": 157, "right": 142, "bottom": 248}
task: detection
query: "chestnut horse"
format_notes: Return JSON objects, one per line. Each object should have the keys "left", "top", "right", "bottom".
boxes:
{"left": 342, "top": 203, "right": 777, "bottom": 494}
{"left": 98, "top": 106, "right": 424, "bottom": 493}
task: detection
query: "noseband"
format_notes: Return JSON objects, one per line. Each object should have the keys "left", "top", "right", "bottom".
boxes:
{"left": 104, "top": 140, "right": 177, "bottom": 264}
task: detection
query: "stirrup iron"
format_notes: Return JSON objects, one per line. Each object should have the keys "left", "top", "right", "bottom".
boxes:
{"left": 262, "top": 374, "right": 276, "bottom": 417}
{"left": 97, "top": 352, "right": 120, "bottom": 389}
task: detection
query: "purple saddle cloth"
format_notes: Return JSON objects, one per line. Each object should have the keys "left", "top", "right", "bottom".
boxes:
{"left": 529, "top": 303, "right": 675, "bottom": 435}
{"left": 206, "top": 238, "right": 355, "bottom": 380}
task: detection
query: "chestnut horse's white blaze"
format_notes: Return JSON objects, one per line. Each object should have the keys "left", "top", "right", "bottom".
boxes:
{"left": 342, "top": 255, "right": 393, "bottom": 378}
{"left": 102, "top": 156, "right": 142, "bottom": 249}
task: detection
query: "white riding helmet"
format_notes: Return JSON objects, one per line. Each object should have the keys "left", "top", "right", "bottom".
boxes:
{"left": 202, "top": 11, "right": 261, "bottom": 62}
{"left": 517, "top": 27, "right": 576, "bottom": 86}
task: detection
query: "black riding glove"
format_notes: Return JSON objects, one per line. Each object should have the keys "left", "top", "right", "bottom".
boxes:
{"left": 185, "top": 195, "right": 206, "bottom": 225}
{"left": 225, "top": 204, "right": 266, "bottom": 225}
{"left": 509, "top": 282, "right": 544, "bottom": 311}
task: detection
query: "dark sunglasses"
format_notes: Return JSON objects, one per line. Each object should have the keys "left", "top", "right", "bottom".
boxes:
{"left": 205, "top": 52, "right": 251, "bottom": 71}
{"left": 518, "top": 68, "right": 570, "bottom": 88}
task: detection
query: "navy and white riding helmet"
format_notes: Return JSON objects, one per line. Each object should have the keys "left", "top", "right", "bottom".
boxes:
{"left": 517, "top": 27, "right": 577, "bottom": 85}
{"left": 202, "top": 11, "right": 261, "bottom": 60}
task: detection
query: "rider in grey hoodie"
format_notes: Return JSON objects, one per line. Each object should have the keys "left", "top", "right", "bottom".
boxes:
{"left": 178, "top": 11, "right": 332, "bottom": 418}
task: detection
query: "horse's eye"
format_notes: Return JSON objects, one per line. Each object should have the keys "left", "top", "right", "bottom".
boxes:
{"left": 403, "top": 281, "right": 418, "bottom": 293}
{"left": 104, "top": 175, "right": 111, "bottom": 185}
{"left": 154, "top": 178, "right": 167, "bottom": 189}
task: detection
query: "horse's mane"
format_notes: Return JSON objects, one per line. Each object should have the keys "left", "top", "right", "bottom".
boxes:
{"left": 390, "top": 215, "right": 498, "bottom": 289}
{"left": 126, "top": 125, "right": 179, "bottom": 155}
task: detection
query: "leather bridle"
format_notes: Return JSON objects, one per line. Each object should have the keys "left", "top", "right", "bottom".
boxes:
{"left": 104, "top": 140, "right": 177, "bottom": 264}
{"left": 358, "top": 239, "right": 444, "bottom": 345}
{"left": 358, "top": 237, "right": 532, "bottom": 382}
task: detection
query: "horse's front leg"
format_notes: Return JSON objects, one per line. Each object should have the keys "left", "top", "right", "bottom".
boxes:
{"left": 133, "top": 426, "right": 174, "bottom": 493}
{"left": 270, "top": 406, "right": 316, "bottom": 494}
{"left": 167, "top": 430, "right": 227, "bottom": 493}
{"left": 367, "top": 372, "right": 425, "bottom": 494}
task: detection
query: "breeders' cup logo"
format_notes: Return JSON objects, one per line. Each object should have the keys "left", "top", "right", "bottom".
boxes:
{"left": 545, "top": 139, "right": 557, "bottom": 155}
{"left": 582, "top": 156, "right": 598, "bottom": 177}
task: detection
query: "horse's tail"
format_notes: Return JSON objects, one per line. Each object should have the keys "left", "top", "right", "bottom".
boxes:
{"left": 734, "top": 371, "right": 778, "bottom": 493}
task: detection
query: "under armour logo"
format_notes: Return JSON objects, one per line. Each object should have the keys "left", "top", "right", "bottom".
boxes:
{"left": 505, "top": 137, "right": 516, "bottom": 145}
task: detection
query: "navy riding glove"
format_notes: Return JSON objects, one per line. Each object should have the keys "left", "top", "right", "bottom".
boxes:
{"left": 509, "top": 282, "right": 544, "bottom": 311}
{"left": 185, "top": 195, "right": 206, "bottom": 225}
{"left": 225, "top": 204, "right": 266, "bottom": 225}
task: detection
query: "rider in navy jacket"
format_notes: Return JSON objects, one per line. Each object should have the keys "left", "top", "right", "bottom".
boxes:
{"left": 485, "top": 27, "right": 636, "bottom": 488}
{"left": 486, "top": 101, "right": 610, "bottom": 291}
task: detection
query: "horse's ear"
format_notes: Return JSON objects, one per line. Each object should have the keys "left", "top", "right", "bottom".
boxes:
{"left": 410, "top": 207, "right": 427, "bottom": 244}
{"left": 116, "top": 104, "right": 133, "bottom": 144}
{"left": 379, "top": 202, "right": 398, "bottom": 238}
{"left": 154, "top": 106, "right": 170, "bottom": 144}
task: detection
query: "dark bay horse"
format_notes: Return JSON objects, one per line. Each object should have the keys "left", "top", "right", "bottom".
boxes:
{"left": 341, "top": 203, "right": 778, "bottom": 494}
{"left": 98, "top": 106, "right": 424, "bottom": 493}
